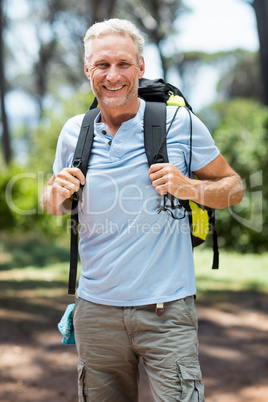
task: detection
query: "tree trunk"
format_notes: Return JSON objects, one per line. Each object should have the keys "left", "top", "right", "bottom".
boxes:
{"left": 0, "top": 0, "right": 12, "bottom": 165}
{"left": 252, "top": 0, "right": 268, "bottom": 105}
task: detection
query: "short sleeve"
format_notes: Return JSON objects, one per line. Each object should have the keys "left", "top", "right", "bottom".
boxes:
{"left": 190, "top": 111, "right": 220, "bottom": 172}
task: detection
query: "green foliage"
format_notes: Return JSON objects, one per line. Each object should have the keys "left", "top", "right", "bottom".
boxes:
{"left": 0, "top": 91, "right": 94, "bottom": 239}
{"left": 0, "top": 164, "right": 42, "bottom": 232}
{"left": 199, "top": 98, "right": 268, "bottom": 252}
{"left": 30, "top": 91, "right": 94, "bottom": 175}
{"left": 0, "top": 163, "right": 67, "bottom": 238}
{"left": 0, "top": 233, "right": 69, "bottom": 269}
{"left": 0, "top": 165, "right": 19, "bottom": 229}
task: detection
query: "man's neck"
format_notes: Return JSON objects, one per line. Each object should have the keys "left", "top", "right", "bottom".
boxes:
{"left": 99, "top": 98, "right": 140, "bottom": 137}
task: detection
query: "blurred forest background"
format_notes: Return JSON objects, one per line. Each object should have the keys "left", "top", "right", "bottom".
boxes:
{"left": 0, "top": 0, "right": 267, "bottom": 257}
{"left": 1, "top": 1, "right": 268, "bottom": 401}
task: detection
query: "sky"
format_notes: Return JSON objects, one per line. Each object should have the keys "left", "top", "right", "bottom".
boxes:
{"left": 177, "top": 0, "right": 258, "bottom": 53}
{"left": 144, "top": 0, "right": 259, "bottom": 109}
{"left": 6, "top": 0, "right": 260, "bottom": 122}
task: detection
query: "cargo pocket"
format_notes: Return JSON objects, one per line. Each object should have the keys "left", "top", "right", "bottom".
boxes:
{"left": 77, "top": 360, "right": 86, "bottom": 402}
{"left": 176, "top": 361, "right": 205, "bottom": 402}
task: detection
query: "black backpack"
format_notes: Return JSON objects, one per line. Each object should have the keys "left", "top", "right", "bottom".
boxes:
{"left": 68, "top": 78, "right": 219, "bottom": 295}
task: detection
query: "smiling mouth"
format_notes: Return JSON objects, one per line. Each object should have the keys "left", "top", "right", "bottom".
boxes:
{"left": 104, "top": 85, "right": 124, "bottom": 91}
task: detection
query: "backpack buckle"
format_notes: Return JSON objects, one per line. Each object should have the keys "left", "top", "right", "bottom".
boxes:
{"left": 72, "top": 159, "right": 81, "bottom": 168}
{"left": 153, "top": 153, "right": 164, "bottom": 164}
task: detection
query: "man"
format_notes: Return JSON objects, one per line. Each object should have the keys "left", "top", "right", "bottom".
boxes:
{"left": 41, "top": 18, "right": 243, "bottom": 402}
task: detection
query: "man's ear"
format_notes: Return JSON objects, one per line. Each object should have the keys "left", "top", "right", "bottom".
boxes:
{"left": 138, "top": 57, "right": 145, "bottom": 79}
{"left": 84, "top": 61, "right": 90, "bottom": 80}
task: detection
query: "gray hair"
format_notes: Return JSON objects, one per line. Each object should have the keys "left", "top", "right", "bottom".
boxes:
{"left": 83, "top": 18, "right": 145, "bottom": 67}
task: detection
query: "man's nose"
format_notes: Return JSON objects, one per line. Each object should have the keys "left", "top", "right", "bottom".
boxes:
{"left": 106, "top": 65, "right": 121, "bottom": 82}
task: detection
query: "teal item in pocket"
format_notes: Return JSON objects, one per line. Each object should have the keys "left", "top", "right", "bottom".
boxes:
{"left": 58, "top": 303, "right": 75, "bottom": 345}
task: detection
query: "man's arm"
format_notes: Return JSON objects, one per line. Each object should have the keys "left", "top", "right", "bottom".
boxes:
{"left": 41, "top": 168, "right": 85, "bottom": 216}
{"left": 148, "top": 154, "right": 244, "bottom": 209}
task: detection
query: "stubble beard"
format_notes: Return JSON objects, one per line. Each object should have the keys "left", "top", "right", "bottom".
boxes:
{"left": 91, "top": 80, "right": 138, "bottom": 109}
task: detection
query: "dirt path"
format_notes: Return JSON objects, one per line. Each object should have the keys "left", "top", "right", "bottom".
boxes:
{"left": 0, "top": 292, "right": 268, "bottom": 401}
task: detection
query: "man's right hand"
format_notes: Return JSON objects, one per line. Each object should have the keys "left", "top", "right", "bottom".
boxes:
{"left": 41, "top": 168, "right": 85, "bottom": 215}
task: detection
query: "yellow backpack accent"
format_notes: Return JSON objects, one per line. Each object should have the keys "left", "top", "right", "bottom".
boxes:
{"left": 167, "top": 94, "right": 186, "bottom": 107}
{"left": 189, "top": 201, "right": 210, "bottom": 242}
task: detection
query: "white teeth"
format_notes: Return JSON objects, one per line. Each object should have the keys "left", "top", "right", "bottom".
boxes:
{"left": 106, "top": 86, "right": 123, "bottom": 91}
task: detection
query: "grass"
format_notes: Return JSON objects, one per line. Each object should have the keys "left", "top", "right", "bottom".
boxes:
{"left": 194, "top": 247, "right": 268, "bottom": 299}
{"left": 0, "top": 235, "right": 73, "bottom": 298}
{"left": 0, "top": 263, "right": 74, "bottom": 297}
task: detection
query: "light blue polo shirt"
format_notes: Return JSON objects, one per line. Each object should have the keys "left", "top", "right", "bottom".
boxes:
{"left": 53, "top": 99, "right": 219, "bottom": 306}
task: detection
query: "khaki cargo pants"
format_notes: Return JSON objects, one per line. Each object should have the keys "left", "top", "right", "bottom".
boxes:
{"left": 73, "top": 296, "right": 205, "bottom": 401}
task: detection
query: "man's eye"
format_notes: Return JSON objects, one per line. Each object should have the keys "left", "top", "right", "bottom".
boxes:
{"left": 119, "top": 62, "right": 130, "bottom": 68}
{"left": 97, "top": 63, "right": 109, "bottom": 69}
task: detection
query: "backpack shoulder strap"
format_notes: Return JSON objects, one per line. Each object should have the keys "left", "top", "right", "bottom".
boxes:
{"left": 72, "top": 107, "right": 100, "bottom": 174}
{"left": 68, "top": 107, "right": 99, "bottom": 295}
{"left": 144, "top": 101, "right": 168, "bottom": 165}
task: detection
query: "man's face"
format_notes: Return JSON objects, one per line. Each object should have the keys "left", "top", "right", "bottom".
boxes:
{"left": 85, "top": 34, "right": 145, "bottom": 109}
